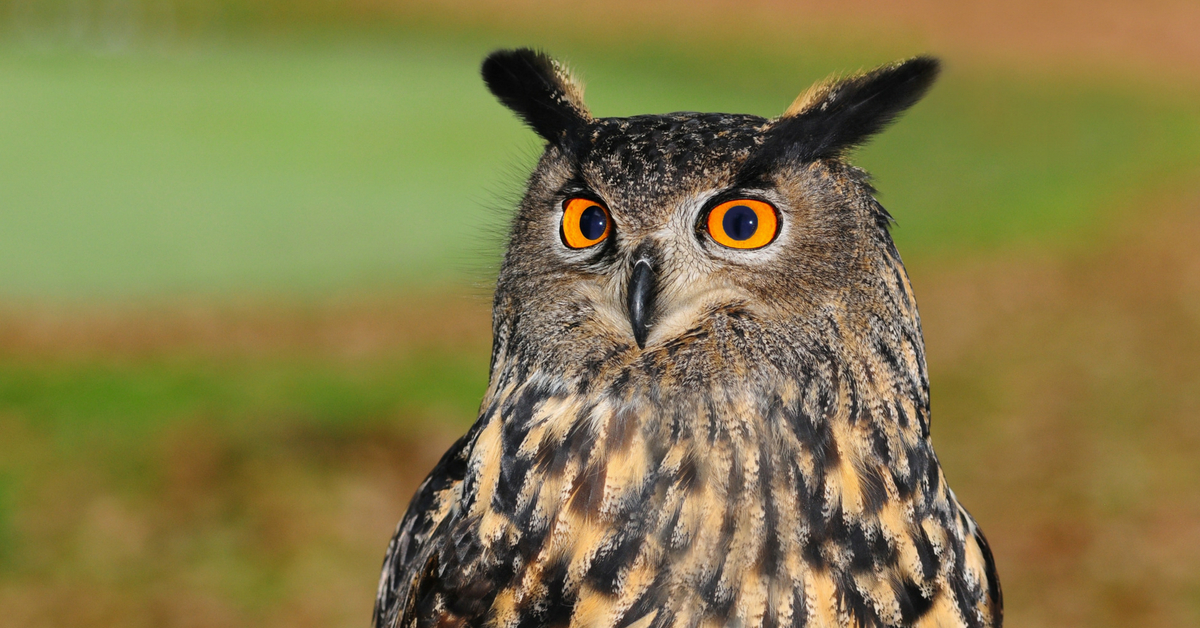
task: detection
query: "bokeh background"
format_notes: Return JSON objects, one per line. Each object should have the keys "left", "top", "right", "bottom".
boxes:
{"left": 1, "top": 1, "right": 1199, "bottom": 626}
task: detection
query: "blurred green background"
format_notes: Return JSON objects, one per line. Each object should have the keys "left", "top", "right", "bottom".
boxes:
{"left": 1, "top": 1, "right": 1199, "bottom": 626}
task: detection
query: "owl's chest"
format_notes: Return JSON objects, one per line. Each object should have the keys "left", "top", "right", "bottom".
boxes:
{"left": 449, "top": 376, "right": 947, "bottom": 628}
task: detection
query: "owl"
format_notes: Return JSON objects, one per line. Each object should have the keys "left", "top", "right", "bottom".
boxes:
{"left": 374, "top": 49, "right": 1002, "bottom": 628}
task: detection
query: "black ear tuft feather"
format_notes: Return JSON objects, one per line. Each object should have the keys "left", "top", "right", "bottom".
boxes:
{"left": 482, "top": 48, "right": 591, "bottom": 146}
{"left": 747, "top": 56, "right": 940, "bottom": 172}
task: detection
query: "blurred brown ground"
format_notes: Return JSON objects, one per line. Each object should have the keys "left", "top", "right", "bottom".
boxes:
{"left": 388, "top": 0, "right": 1200, "bottom": 81}
{"left": 2, "top": 1, "right": 1200, "bottom": 627}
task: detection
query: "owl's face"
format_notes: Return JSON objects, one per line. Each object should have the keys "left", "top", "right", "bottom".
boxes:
{"left": 484, "top": 50, "right": 938, "bottom": 374}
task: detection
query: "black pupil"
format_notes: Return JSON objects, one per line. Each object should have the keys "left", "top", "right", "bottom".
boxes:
{"left": 723, "top": 205, "right": 758, "bottom": 240}
{"left": 579, "top": 205, "right": 607, "bottom": 240}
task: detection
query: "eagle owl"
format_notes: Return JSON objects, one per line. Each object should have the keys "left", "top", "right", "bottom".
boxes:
{"left": 374, "top": 49, "right": 1002, "bottom": 628}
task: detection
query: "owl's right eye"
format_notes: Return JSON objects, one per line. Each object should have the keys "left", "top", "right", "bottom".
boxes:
{"left": 561, "top": 198, "right": 611, "bottom": 249}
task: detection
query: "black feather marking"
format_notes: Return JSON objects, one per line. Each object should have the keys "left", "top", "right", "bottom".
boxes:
{"left": 782, "top": 390, "right": 836, "bottom": 473}
{"left": 913, "top": 525, "right": 940, "bottom": 582}
{"left": 892, "top": 399, "right": 910, "bottom": 430}
{"left": 617, "top": 569, "right": 672, "bottom": 628}
{"left": 895, "top": 578, "right": 935, "bottom": 624}
{"left": 868, "top": 420, "right": 891, "bottom": 465}
{"left": 837, "top": 570, "right": 883, "bottom": 628}
{"left": 445, "top": 565, "right": 497, "bottom": 620}
{"left": 586, "top": 520, "right": 647, "bottom": 595}
{"left": 949, "top": 568, "right": 986, "bottom": 628}
{"left": 847, "top": 522, "right": 875, "bottom": 572}
{"left": 791, "top": 585, "right": 809, "bottom": 628}
{"left": 924, "top": 456, "right": 941, "bottom": 500}
{"left": 676, "top": 450, "right": 700, "bottom": 493}
{"left": 405, "top": 555, "right": 438, "bottom": 628}
{"left": 494, "top": 385, "right": 548, "bottom": 512}
{"left": 974, "top": 526, "right": 1005, "bottom": 626}
{"left": 891, "top": 463, "right": 915, "bottom": 502}
{"left": 697, "top": 476, "right": 741, "bottom": 617}
{"left": 532, "top": 555, "right": 577, "bottom": 628}
{"left": 482, "top": 48, "right": 590, "bottom": 147}
{"left": 758, "top": 441, "right": 783, "bottom": 578}
{"left": 502, "top": 384, "right": 543, "bottom": 452}
{"left": 492, "top": 456, "right": 526, "bottom": 516}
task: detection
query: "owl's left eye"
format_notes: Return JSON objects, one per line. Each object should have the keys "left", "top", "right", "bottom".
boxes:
{"left": 561, "top": 198, "right": 611, "bottom": 249}
{"left": 705, "top": 199, "right": 778, "bottom": 249}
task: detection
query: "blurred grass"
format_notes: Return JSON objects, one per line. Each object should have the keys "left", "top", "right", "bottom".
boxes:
{"left": 0, "top": 37, "right": 520, "bottom": 298}
{"left": 0, "top": 28, "right": 1197, "bottom": 298}
{"left": 0, "top": 300, "right": 492, "bottom": 626}
{"left": 0, "top": 351, "right": 485, "bottom": 437}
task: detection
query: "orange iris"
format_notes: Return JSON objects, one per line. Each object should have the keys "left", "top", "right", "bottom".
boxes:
{"left": 706, "top": 199, "right": 778, "bottom": 249}
{"left": 561, "top": 198, "right": 611, "bottom": 249}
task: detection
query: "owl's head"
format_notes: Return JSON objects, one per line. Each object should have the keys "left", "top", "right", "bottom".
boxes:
{"left": 482, "top": 49, "right": 938, "bottom": 378}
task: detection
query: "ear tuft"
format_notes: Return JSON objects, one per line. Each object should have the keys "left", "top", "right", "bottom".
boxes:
{"left": 482, "top": 48, "right": 591, "bottom": 145}
{"left": 754, "top": 56, "right": 940, "bottom": 166}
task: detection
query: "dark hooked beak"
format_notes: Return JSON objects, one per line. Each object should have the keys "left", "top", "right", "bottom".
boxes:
{"left": 627, "top": 255, "right": 658, "bottom": 349}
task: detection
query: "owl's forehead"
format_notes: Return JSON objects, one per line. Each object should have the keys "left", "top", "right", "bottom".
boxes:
{"left": 577, "top": 113, "right": 770, "bottom": 216}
